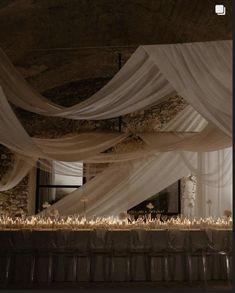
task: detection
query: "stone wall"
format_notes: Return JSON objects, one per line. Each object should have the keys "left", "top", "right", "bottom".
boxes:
{"left": 0, "top": 146, "right": 30, "bottom": 217}
{"left": 0, "top": 76, "right": 188, "bottom": 216}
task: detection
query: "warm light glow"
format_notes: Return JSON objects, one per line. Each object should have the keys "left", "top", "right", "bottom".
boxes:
{"left": 0, "top": 215, "right": 232, "bottom": 230}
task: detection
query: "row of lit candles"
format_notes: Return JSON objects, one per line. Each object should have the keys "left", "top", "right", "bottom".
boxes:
{"left": 0, "top": 215, "right": 232, "bottom": 230}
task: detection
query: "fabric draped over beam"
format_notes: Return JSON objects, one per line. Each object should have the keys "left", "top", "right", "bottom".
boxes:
{"left": 142, "top": 41, "right": 232, "bottom": 137}
{"left": 41, "top": 155, "right": 231, "bottom": 218}
{"left": 0, "top": 41, "right": 232, "bottom": 137}
{"left": 159, "top": 105, "right": 208, "bottom": 132}
{"left": 0, "top": 85, "right": 231, "bottom": 159}
{"left": 0, "top": 82, "right": 232, "bottom": 192}
{"left": 41, "top": 105, "right": 232, "bottom": 218}
{"left": 0, "top": 40, "right": 232, "bottom": 217}
{"left": 0, "top": 46, "right": 174, "bottom": 119}
{"left": 33, "top": 133, "right": 126, "bottom": 162}
{"left": 0, "top": 86, "right": 126, "bottom": 160}
{"left": 139, "top": 124, "right": 231, "bottom": 152}
{"left": 41, "top": 153, "right": 191, "bottom": 217}
{"left": 0, "top": 154, "right": 34, "bottom": 192}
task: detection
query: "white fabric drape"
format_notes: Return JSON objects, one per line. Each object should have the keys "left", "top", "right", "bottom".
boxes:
{"left": 0, "top": 87, "right": 42, "bottom": 157}
{"left": 0, "top": 41, "right": 232, "bottom": 136}
{"left": 1, "top": 79, "right": 231, "bottom": 191}
{"left": 42, "top": 106, "right": 232, "bottom": 218}
{"left": 1, "top": 85, "right": 231, "bottom": 162}
{"left": 180, "top": 149, "right": 232, "bottom": 187}
{"left": 143, "top": 40, "right": 232, "bottom": 136}
{"left": 41, "top": 153, "right": 191, "bottom": 217}
{"left": 42, "top": 147, "right": 232, "bottom": 218}
{"left": 34, "top": 133, "right": 126, "bottom": 162}
{"left": 139, "top": 124, "right": 231, "bottom": 152}
{"left": 0, "top": 86, "right": 126, "bottom": 160}
{"left": 1, "top": 85, "right": 232, "bottom": 216}
{"left": 0, "top": 40, "right": 232, "bottom": 209}
{"left": 158, "top": 105, "right": 232, "bottom": 217}
{"left": 0, "top": 46, "right": 174, "bottom": 118}
{"left": 193, "top": 150, "right": 232, "bottom": 218}
{"left": 160, "top": 105, "right": 208, "bottom": 132}
{"left": 0, "top": 155, "right": 35, "bottom": 192}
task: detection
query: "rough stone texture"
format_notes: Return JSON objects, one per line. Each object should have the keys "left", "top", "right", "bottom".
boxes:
{"left": 0, "top": 146, "right": 29, "bottom": 217}
{"left": 0, "top": 0, "right": 232, "bottom": 91}
{"left": 0, "top": 1, "right": 231, "bottom": 55}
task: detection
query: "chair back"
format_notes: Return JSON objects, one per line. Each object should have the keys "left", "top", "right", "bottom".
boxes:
{"left": 90, "top": 229, "right": 110, "bottom": 251}
{"left": 147, "top": 230, "right": 169, "bottom": 252}
{"left": 168, "top": 230, "right": 188, "bottom": 251}
{"left": 107, "top": 230, "right": 131, "bottom": 253}
{"left": 31, "top": 230, "right": 56, "bottom": 250}
{"left": 188, "top": 230, "right": 212, "bottom": 251}
{"left": 68, "top": 230, "right": 91, "bottom": 253}
{"left": 11, "top": 230, "right": 32, "bottom": 250}
{"left": 130, "top": 229, "right": 149, "bottom": 250}
{"left": 0, "top": 230, "right": 14, "bottom": 250}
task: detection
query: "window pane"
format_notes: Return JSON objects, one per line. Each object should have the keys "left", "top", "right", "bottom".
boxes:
{"left": 37, "top": 186, "right": 81, "bottom": 212}
{"left": 54, "top": 173, "right": 83, "bottom": 186}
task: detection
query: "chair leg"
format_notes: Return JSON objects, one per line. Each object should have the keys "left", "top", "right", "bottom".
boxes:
{"left": 202, "top": 253, "right": 207, "bottom": 286}
{"left": 225, "top": 254, "right": 231, "bottom": 287}
{"left": 126, "top": 257, "right": 131, "bottom": 281}
{"left": 72, "top": 256, "right": 77, "bottom": 282}
{"left": 129, "top": 254, "right": 134, "bottom": 281}
{"left": 5, "top": 255, "right": 11, "bottom": 283}
{"left": 109, "top": 255, "right": 114, "bottom": 281}
{"left": 48, "top": 253, "right": 53, "bottom": 282}
{"left": 164, "top": 254, "right": 169, "bottom": 281}
{"left": 102, "top": 255, "right": 107, "bottom": 281}
{"left": 111, "top": 255, "right": 115, "bottom": 281}
{"left": 171, "top": 254, "right": 176, "bottom": 281}
{"left": 53, "top": 254, "right": 59, "bottom": 282}
{"left": 149, "top": 257, "right": 153, "bottom": 281}
{"left": 145, "top": 255, "right": 150, "bottom": 282}
{"left": 89, "top": 254, "right": 94, "bottom": 282}
{"left": 85, "top": 256, "right": 90, "bottom": 281}
{"left": 64, "top": 255, "right": 68, "bottom": 282}
{"left": 187, "top": 254, "right": 193, "bottom": 285}
{"left": 107, "top": 255, "right": 112, "bottom": 282}
{"left": 30, "top": 255, "right": 36, "bottom": 283}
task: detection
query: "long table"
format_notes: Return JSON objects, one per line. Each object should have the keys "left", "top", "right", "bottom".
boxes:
{"left": 0, "top": 229, "right": 232, "bottom": 283}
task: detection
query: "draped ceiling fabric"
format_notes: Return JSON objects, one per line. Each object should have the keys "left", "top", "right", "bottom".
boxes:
{"left": 41, "top": 105, "right": 232, "bottom": 218}
{"left": 195, "top": 150, "right": 232, "bottom": 217}
{"left": 42, "top": 153, "right": 231, "bottom": 218}
{"left": 139, "top": 124, "right": 231, "bottom": 152}
{"left": 142, "top": 41, "right": 232, "bottom": 137}
{"left": 0, "top": 154, "right": 34, "bottom": 192}
{"left": 0, "top": 85, "right": 231, "bottom": 160}
{"left": 160, "top": 105, "right": 208, "bottom": 132}
{"left": 0, "top": 81, "right": 231, "bottom": 192}
{"left": 0, "top": 40, "right": 232, "bottom": 217}
{"left": 42, "top": 149, "right": 232, "bottom": 218}
{"left": 0, "top": 87, "right": 126, "bottom": 159}
{"left": 41, "top": 152, "right": 191, "bottom": 217}
{"left": 0, "top": 40, "right": 232, "bottom": 137}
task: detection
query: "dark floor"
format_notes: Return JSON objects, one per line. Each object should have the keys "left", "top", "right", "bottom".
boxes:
{"left": 0, "top": 281, "right": 232, "bottom": 291}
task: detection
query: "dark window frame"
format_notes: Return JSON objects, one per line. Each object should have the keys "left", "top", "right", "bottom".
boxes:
{"left": 127, "top": 180, "right": 181, "bottom": 219}
{"left": 35, "top": 165, "right": 85, "bottom": 213}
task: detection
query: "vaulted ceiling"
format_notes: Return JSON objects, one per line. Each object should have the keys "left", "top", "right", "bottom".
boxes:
{"left": 0, "top": 0, "right": 232, "bottom": 92}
